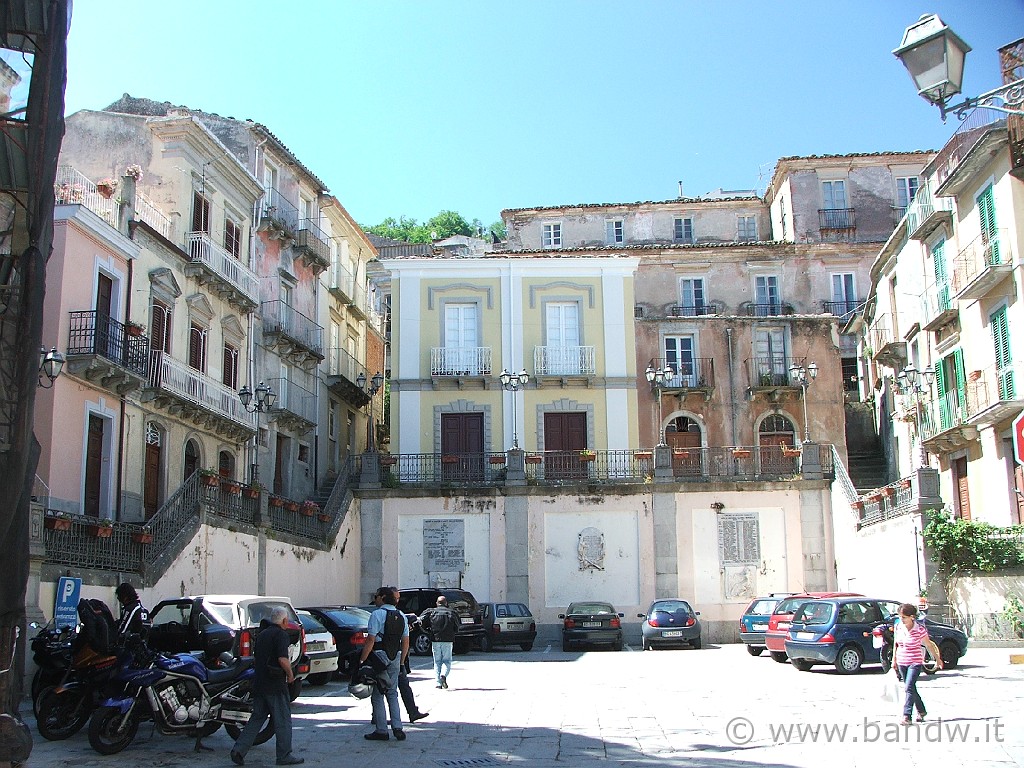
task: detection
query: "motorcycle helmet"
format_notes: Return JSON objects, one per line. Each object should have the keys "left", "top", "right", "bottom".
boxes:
{"left": 348, "top": 666, "right": 376, "bottom": 699}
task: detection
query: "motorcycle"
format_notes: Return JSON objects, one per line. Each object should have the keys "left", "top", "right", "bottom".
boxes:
{"left": 86, "top": 625, "right": 274, "bottom": 755}
{"left": 29, "top": 621, "right": 74, "bottom": 710}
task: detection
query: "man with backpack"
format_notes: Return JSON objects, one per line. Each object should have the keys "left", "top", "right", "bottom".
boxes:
{"left": 359, "top": 586, "right": 410, "bottom": 741}
{"left": 419, "top": 595, "right": 459, "bottom": 690}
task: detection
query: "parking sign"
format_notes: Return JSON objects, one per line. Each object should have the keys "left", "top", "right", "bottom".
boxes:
{"left": 54, "top": 576, "right": 81, "bottom": 628}
{"left": 1014, "top": 411, "right": 1024, "bottom": 466}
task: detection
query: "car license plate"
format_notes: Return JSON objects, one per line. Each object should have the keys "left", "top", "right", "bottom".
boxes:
{"left": 460, "top": 617, "right": 474, "bottom": 624}
{"left": 307, "top": 641, "right": 325, "bottom": 652}
{"left": 507, "top": 622, "right": 523, "bottom": 629}
{"left": 796, "top": 632, "right": 816, "bottom": 640}
{"left": 752, "top": 623, "right": 768, "bottom": 631}
{"left": 582, "top": 621, "right": 601, "bottom": 628}
{"left": 662, "top": 630, "right": 682, "bottom": 638}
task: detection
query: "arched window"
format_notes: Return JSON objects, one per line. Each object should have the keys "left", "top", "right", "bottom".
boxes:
{"left": 183, "top": 439, "right": 201, "bottom": 483}
{"left": 759, "top": 414, "right": 796, "bottom": 441}
{"left": 218, "top": 450, "right": 235, "bottom": 479}
{"left": 665, "top": 415, "right": 701, "bottom": 436}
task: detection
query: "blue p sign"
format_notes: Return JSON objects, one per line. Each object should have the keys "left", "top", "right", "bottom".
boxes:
{"left": 54, "top": 576, "right": 82, "bottom": 628}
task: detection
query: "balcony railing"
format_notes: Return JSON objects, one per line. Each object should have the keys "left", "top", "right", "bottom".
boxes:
{"left": 867, "top": 316, "right": 905, "bottom": 365}
{"left": 923, "top": 389, "right": 969, "bottom": 438}
{"left": 187, "top": 231, "right": 260, "bottom": 306}
{"left": 966, "top": 362, "right": 1022, "bottom": 425}
{"left": 295, "top": 219, "right": 331, "bottom": 267}
{"left": 327, "top": 347, "right": 366, "bottom": 383}
{"left": 818, "top": 208, "right": 856, "bottom": 230}
{"left": 262, "top": 299, "right": 325, "bottom": 360}
{"left": 431, "top": 347, "right": 493, "bottom": 377}
{"left": 66, "top": 311, "right": 149, "bottom": 377}
{"left": 747, "top": 356, "right": 803, "bottom": 387}
{"left": 905, "top": 193, "right": 953, "bottom": 241}
{"left": 328, "top": 262, "right": 355, "bottom": 300}
{"left": 260, "top": 187, "right": 298, "bottom": 233}
{"left": 149, "top": 351, "right": 257, "bottom": 431}
{"left": 267, "top": 377, "right": 317, "bottom": 426}
{"left": 951, "top": 230, "right": 1011, "bottom": 300}
{"left": 744, "top": 302, "right": 793, "bottom": 317}
{"left": 920, "top": 280, "right": 956, "bottom": 330}
{"left": 932, "top": 108, "right": 1007, "bottom": 190}
{"left": 135, "top": 191, "right": 173, "bottom": 240}
{"left": 534, "top": 345, "right": 596, "bottom": 376}
{"left": 669, "top": 303, "right": 716, "bottom": 317}
{"left": 54, "top": 166, "right": 117, "bottom": 228}
{"left": 649, "top": 357, "right": 714, "bottom": 389}
{"left": 821, "top": 299, "right": 862, "bottom": 318}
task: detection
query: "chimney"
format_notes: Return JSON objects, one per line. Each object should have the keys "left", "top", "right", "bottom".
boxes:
{"left": 677, "top": 181, "right": 684, "bottom": 198}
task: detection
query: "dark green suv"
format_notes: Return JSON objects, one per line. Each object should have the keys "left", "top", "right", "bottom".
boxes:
{"left": 396, "top": 588, "right": 484, "bottom": 655}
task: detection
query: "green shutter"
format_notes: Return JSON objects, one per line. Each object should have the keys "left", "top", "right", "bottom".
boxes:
{"left": 977, "top": 185, "right": 1000, "bottom": 264}
{"left": 931, "top": 238, "right": 949, "bottom": 311}
{"left": 936, "top": 359, "right": 950, "bottom": 430}
{"left": 990, "top": 305, "right": 1015, "bottom": 400}
{"left": 953, "top": 349, "right": 966, "bottom": 422}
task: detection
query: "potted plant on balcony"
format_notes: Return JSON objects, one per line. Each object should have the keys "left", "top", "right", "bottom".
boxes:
{"left": 578, "top": 449, "right": 596, "bottom": 462}
{"left": 379, "top": 454, "right": 398, "bottom": 467}
{"left": 731, "top": 447, "right": 752, "bottom": 459}
{"left": 126, "top": 321, "right": 145, "bottom": 337}
{"left": 269, "top": 494, "right": 285, "bottom": 508}
{"left": 489, "top": 454, "right": 507, "bottom": 464}
{"left": 88, "top": 519, "right": 114, "bottom": 538}
{"left": 317, "top": 508, "right": 332, "bottom": 523}
{"left": 441, "top": 454, "right": 459, "bottom": 464}
{"left": 132, "top": 526, "right": 154, "bottom": 544}
{"left": 881, "top": 486, "right": 896, "bottom": 499}
{"left": 285, "top": 499, "right": 300, "bottom": 513}
{"left": 525, "top": 453, "right": 543, "bottom": 464}
{"left": 781, "top": 445, "right": 802, "bottom": 458}
{"left": 865, "top": 491, "right": 883, "bottom": 503}
{"left": 199, "top": 468, "right": 220, "bottom": 488}
{"left": 897, "top": 478, "right": 912, "bottom": 491}
{"left": 96, "top": 177, "right": 117, "bottom": 199}
{"left": 220, "top": 478, "right": 242, "bottom": 495}
{"left": 44, "top": 512, "right": 73, "bottom": 532}
{"left": 124, "top": 164, "right": 144, "bottom": 182}
{"left": 242, "top": 481, "right": 262, "bottom": 500}
{"left": 634, "top": 451, "right": 653, "bottom": 461}
{"left": 300, "top": 501, "right": 318, "bottom": 518}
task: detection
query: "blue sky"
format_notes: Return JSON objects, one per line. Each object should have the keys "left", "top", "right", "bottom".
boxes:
{"left": 63, "top": 1, "right": 1023, "bottom": 228}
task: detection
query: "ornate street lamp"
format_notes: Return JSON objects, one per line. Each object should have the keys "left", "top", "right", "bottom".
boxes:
{"left": 238, "top": 381, "right": 276, "bottom": 483}
{"left": 37, "top": 346, "right": 65, "bottom": 388}
{"left": 896, "top": 363, "right": 935, "bottom": 468}
{"left": 645, "top": 361, "right": 675, "bottom": 447}
{"left": 894, "top": 14, "right": 1024, "bottom": 121}
{"left": 356, "top": 370, "right": 384, "bottom": 452}
{"left": 498, "top": 368, "right": 530, "bottom": 449}
{"left": 788, "top": 361, "right": 818, "bottom": 443}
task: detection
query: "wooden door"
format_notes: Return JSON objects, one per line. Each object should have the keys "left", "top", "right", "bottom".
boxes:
{"left": 143, "top": 440, "right": 161, "bottom": 520}
{"left": 274, "top": 433, "right": 287, "bottom": 496}
{"left": 759, "top": 433, "right": 797, "bottom": 475}
{"left": 666, "top": 418, "right": 702, "bottom": 476}
{"left": 96, "top": 273, "right": 116, "bottom": 359}
{"left": 84, "top": 414, "right": 104, "bottom": 518}
{"left": 953, "top": 456, "right": 970, "bottom": 520}
{"left": 441, "top": 413, "right": 484, "bottom": 481}
{"left": 544, "top": 412, "right": 587, "bottom": 479}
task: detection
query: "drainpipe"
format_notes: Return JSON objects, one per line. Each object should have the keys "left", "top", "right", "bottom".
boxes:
{"left": 116, "top": 242, "right": 135, "bottom": 520}
{"left": 726, "top": 326, "right": 738, "bottom": 445}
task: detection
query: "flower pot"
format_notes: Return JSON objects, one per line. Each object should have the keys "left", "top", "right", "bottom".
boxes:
{"left": 673, "top": 450, "right": 690, "bottom": 458}
{"left": 866, "top": 493, "right": 882, "bottom": 502}
{"left": 851, "top": 501, "right": 864, "bottom": 511}
{"left": 968, "top": 370, "right": 982, "bottom": 382}
{"left": 200, "top": 473, "right": 220, "bottom": 488}
{"left": 88, "top": 525, "right": 113, "bottom": 538}
{"left": 525, "top": 455, "right": 543, "bottom": 464}
{"left": 881, "top": 487, "right": 896, "bottom": 498}
{"left": 126, "top": 325, "right": 143, "bottom": 337}
{"left": 489, "top": 455, "right": 507, "bottom": 464}
{"left": 380, "top": 456, "right": 397, "bottom": 466}
{"left": 317, "top": 513, "right": 332, "bottom": 523}
{"left": 781, "top": 449, "right": 801, "bottom": 458}
{"left": 441, "top": 455, "right": 459, "bottom": 464}
{"left": 579, "top": 453, "right": 596, "bottom": 462}
{"left": 96, "top": 185, "right": 115, "bottom": 200}
{"left": 220, "top": 480, "right": 242, "bottom": 495}
{"left": 242, "top": 487, "right": 260, "bottom": 499}
{"left": 269, "top": 496, "right": 285, "bottom": 508}
{"left": 731, "top": 449, "right": 752, "bottom": 459}
{"left": 300, "top": 505, "right": 316, "bottom": 517}
{"left": 132, "top": 532, "right": 154, "bottom": 544}
{"left": 897, "top": 480, "right": 912, "bottom": 490}
{"left": 45, "top": 518, "right": 72, "bottom": 532}
{"left": 285, "top": 501, "right": 300, "bottom": 512}
{"left": 634, "top": 452, "right": 652, "bottom": 460}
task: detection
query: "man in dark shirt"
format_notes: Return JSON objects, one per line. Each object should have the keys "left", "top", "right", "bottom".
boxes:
{"left": 231, "top": 607, "right": 303, "bottom": 766}
{"left": 419, "top": 595, "right": 459, "bottom": 689}
{"left": 114, "top": 583, "right": 151, "bottom": 638}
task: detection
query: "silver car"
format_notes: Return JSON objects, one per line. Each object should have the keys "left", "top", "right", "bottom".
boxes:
{"left": 638, "top": 599, "right": 702, "bottom": 650}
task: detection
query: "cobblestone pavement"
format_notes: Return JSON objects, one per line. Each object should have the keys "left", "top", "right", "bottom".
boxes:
{"left": 21, "top": 642, "right": 1024, "bottom": 767}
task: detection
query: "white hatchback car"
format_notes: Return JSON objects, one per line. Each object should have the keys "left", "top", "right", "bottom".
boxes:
{"left": 296, "top": 609, "right": 339, "bottom": 685}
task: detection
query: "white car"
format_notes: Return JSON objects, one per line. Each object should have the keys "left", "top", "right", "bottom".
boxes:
{"left": 296, "top": 610, "right": 339, "bottom": 685}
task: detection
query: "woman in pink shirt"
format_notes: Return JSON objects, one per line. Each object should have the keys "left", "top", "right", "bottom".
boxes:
{"left": 893, "top": 603, "right": 943, "bottom": 724}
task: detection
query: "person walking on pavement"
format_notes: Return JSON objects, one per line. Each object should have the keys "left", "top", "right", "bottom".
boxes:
{"left": 894, "top": 602, "right": 943, "bottom": 724}
{"left": 360, "top": 586, "right": 410, "bottom": 741}
{"left": 419, "top": 595, "right": 459, "bottom": 689}
{"left": 230, "top": 608, "right": 303, "bottom": 766}
{"left": 114, "top": 583, "right": 151, "bottom": 639}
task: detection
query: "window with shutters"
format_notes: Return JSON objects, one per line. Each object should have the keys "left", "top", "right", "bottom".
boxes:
{"left": 931, "top": 238, "right": 951, "bottom": 312}
{"left": 754, "top": 275, "right": 781, "bottom": 316}
{"left": 664, "top": 336, "right": 695, "bottom": 385}
{"left": 192, "top": 191, "right": 211, "bottom": 234}
{"left": 822, "top": 180, "right": 847, "bottom": 209}
{"left": 737, "top": 215, "right": 757, "bottom": 241}
{"left": 605, "top": 219, "right": 623, "bottom": 244}
{"left": 936, "top": 349, "right": 966, "bottom": 430}
{"left": 150, "top": 301, "right": 172, "bottom": 354}
{"left": 678, "top": 277, "right": 706, "bottom": 314}
{"left": 224, "top": 218, "right": 242, "bottom": 259}
{"left": 223, "top": 343, "right": 238, "bottom": 389}
{"left": 673, "top": 217, "right": 694, "bottom": 244}
{"left": 896, "top": 177, "right": 920, "bottom": 216}
{"left": 188, "top": 323, "right": 207, "bottom": 372}
{"left": 989, "top": 305, "right": 1015, "bottom": 400}
{"left": 541, "top": 222, "right": 561, "bottom": 248}
{"left": 977, "top": 185, "right": 1001, "bottom": 264}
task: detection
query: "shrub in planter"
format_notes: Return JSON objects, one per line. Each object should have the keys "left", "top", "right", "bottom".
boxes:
{"left": 300, "top": 502, "right": 318, "bottom": 517}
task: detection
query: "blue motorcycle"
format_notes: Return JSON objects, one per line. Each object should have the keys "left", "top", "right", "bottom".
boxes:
{"left": 87, "top": 626, "right": 273, "bottom": 755}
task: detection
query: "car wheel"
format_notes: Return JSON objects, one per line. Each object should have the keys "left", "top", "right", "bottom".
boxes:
{"left": 746, "top": 645, "right": 763, "bottom": 657}
{"left": 939, "top": 641, "right": 960, "bottom": 669}
{"left": 791, "top": 658, "right": 814, "bottom": 672}
{"left": 307, "top": 672, "right": 331, "bottom": 686}
{"left": 834, "top": 644, "right": 864, "bottom": 674}
{"left": 519, "top": 642, "right": 533, "bottom": 651}
{"left": 770, "top": 651, "right": 788, "bottom": 663}
{"left": 691, "top": 637, "right": 702, "bottom": 650}
{"left": 480, "top": 634, "right": 493, "bottom": 652}
{"left": 288, "top": 678, "right": 303, "bottom": 701}
{"left": 411, "top": 631, "right": 432, "bottom": 656}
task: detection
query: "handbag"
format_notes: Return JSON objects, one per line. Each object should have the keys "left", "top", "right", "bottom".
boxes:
{"left": 881, "top": 671, "right": 903, "bottom": 703}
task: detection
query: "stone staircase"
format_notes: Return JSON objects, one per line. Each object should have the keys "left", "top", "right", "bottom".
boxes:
{"left": 846, "top": 445, "right": 890, "bottom": 494}
{"left": 307, "top": 473, "right": 337, "bottom": 509}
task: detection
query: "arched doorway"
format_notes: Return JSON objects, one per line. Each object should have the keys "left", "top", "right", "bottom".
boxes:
{"left": 218, "top": 450, "right": 235, "bottom": 480}
{"left": 143, "top": 422, "right": 164, "bottom": 520}
{"left": 665, "top": 415, "right": 703, "bottom": 476}
{"left": 183, "top": 439, "right": 201, "bottom": 484}
{"left": 758, "top": 413, "right": 797, "bottom": 474}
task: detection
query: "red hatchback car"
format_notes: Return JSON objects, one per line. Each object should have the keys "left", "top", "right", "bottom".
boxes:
{"left": 763, "top": 592, "right": 862, "bottom": 663}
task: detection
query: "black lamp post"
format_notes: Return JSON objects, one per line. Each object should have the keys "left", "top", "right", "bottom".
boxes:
{"left": 238, "top": 381, "right": 276, "bottom": 483}
{"left": 356, "top": 370, "right": 384, "bottom": 451}
{"left": 897, "top": 364, "right": 935, "bottom": 468}
{"left": 645, "top": 361, "right": 675, "bottom": 446}
{"left": 498, "top": 368, "right": 530, "bottom": 449}
{"left": 37, "top": 346, "right": 65, "bottom": 388}
{"left": 788, "top": 361, "right": 818, "bottom": 443}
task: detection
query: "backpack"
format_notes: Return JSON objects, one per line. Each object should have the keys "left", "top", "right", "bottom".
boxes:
{"left": 380, "top": 608, "right": 406, "bottom": 660}
{"left": 75, "top": 598, "right": 116, "bottom": 655}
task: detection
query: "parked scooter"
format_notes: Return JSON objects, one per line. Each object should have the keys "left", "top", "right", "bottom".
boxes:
{"left": 866, "top": 612, "right": 940, "bottom": 676}
{"left": 86, "top": 625, "right": 272, "bottom": 755}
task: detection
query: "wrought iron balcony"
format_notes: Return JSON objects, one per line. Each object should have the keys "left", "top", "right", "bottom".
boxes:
{"left": 951, "top": 230, "right": 1012, "bottom": 301}
{"left": 668, "top": 303, "right": 717, "bottom": 317}
{"left": 65, "top": 311, "right": 149, "bottom": 394}
{"left": 259, "top": 187, "right": 298, "bottom": 237}
{"left": 648, "top": 357, "right": 714, "bottom": 391}
{"left": 144, "top": 351, "right": 257, "bottom": 441}
{"left": 328, "top": 262, "right": 355, "bottom": 303}
{"left": 186, "top": 231, "right": 260, "bottom": 310}
{"left": 906, "top": 194, "right": 953, "bottom": 242}
{"left": 262, "top": 299, "right": 325, "bottom": 367}
{"left": 266, "top": 377, "right": 317, "bottom": 433}
{"left": 534, "top": 346, "right": 596, "bottom": 376}
{"left": 867, "top": 316, "right": 906, "bottom": 367}
{"left": 821, "top": 299, "right": 863, "bottom": 319}
{"left": 430, "top": 347, "right": 493, "bottom": 377}
{"left": 933, "top": 108, "right": 1009, "bottom": 195}
{"left": 743, "top": 302, "right": 793, "bottom": 317}
{"left": 965, "top": 362, "right": 1023, "bottom": 427}
{"left": 747, "top": 356, "right": 804, "bottom": 389}
{"left": 921, "top": 390, "right": 978, "bottom": 453}
{"left": 295, "top": 218, "right": 330, "bottom": 273}
{"left": 325, "top": 347, "right": 372, "bottom": 405}
{"left": 818, "top": 207, "right": 856, "bottom": 231}
{"left": 920, "top": 280, "right": 957, "bottom": 331}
